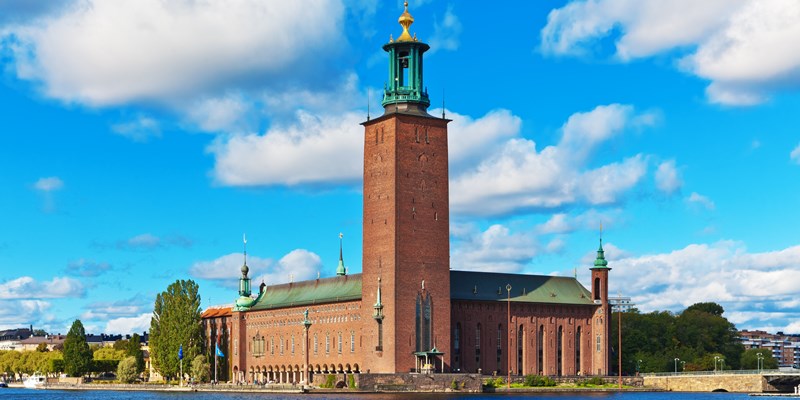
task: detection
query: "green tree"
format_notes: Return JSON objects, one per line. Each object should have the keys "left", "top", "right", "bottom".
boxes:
{"left": 63, "top": 320, "right": 93, "bottom": 377}
{"left": 113, "top": 339, "right": 129, "bottom": 351}
{"left": 190, "top": 355, "right": 210, "bottom": 383}
{"left": 685, "top": 302, "right": 725, "bottom": 317}
{"left": 93, "top": 347, "right": 126, "bottom": 360}
{"left": 149, "top": 279, "right": 204, "bottom": 381}
{"left": 741, "top": 348, "right": 779, "bottom": 370}
{"left": 126, "top": 333, "right": 145, "bottom": 374}
{"left": 117, "top": 356, "right": 139, "bottom": 384}
{"left": 36, "top": 343, "right": 49, "bottom": 352}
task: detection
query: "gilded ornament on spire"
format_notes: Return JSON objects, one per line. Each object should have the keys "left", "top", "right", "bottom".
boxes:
{"left": 397, "top": 1, "right": 415, "bottom": 42}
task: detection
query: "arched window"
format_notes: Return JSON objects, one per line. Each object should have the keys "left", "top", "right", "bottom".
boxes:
{"left": 517, "top": 324, "right": 524, "bottom": 375}
{"left": 475, "top": 323, "right": 482, "bottom": 370}
{"left": 575, "top": 327, "right": 582, "bottom": 374}
{"left": 594, "top": 277, "right": 601, "bottom": 300}
{"left": 497, "top": 324, "right": 503, "bottom": 372}
{"left": 538, "top": 325, "right": 544, "bottom": 375}
{"left": 557, "top": 325, "right": 563, "bottom": 376}
{"left": 454, "top": 323, "right": 461, "bottom": 370}
{"left": 415, "top": 293, "right": 433, "bottom": 352}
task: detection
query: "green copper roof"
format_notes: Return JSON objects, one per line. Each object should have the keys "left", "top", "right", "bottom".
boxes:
{"left": 249, "top": 274, "right": 362, "bottom": 310}
{"left": 592, "top": 239, "right": 609, "bottom": 269}
{"left": 450, "top": 270, "right": 594, "bottom": 305}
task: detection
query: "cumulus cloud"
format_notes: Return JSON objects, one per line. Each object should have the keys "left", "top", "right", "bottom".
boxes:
{"left": 450, "top": 104, "right": 654, "bottom": 216}
{"left": 601, "top": 241, "right": 800, "bottom": 332}
{"left": 451, "top": 224, "right": 538, "bottom": 273}
{"left": 0, "top": 276, "right": 84, "bottom": 299}
{"left": 536, "top": 209, "right": 620, "bottom": 235}
{"left": 191, "top": 249, "right": 322, "bottom": 289}
{"left": 80, "top": 296, "right": 149, "bottom": 321}
{"left": 0, "top": 300, "right": 52, "bottom": 329}
{"left": 104, "top": 313, "right": 151, "bottom": 335}
{"left": 791, "top": 143, "right": 800, "bottom": 164}
{"left": 3, "top": 0, "right": 345, "bottom": 107}
{"left": 654, "top": 160, "right": 682, "bottom": 194}
{"left": 33, "top": 176, "right": 63, "bottom": 192}
{"left": 111, "top": 115, "right": 161, "bottom": 143}
{"left": 429, "top": 4, "right": 462, "bottom": 53}
{"left": 540, "top": 0, "right": 800, "bottom": 105}
{"left": 65, "top": 259, "right": 111, "bottom": 277}
{"left": 105, "top": 233, "right": 192, "bottom": 251}
{"left": 686, "top": 192, "right": 715, "bottom": 210}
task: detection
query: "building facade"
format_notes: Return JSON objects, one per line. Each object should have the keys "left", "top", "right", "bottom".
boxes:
{"left": 202, "top": 3, "right": 611, "bottom": 383}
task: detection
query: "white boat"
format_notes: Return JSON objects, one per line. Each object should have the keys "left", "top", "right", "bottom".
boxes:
{"left": 23, "top": 373, "right": 46, "bottom": 389}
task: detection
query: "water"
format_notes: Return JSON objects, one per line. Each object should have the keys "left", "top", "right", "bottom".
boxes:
{"left": 0, "top": 389, "right": 756, "bottom": 400}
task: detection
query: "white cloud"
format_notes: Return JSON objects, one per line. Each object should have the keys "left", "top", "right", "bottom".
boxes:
{"left": 0, "top": 276, "right": 84, "bottom": 299}
{"left": 33, "top": 176, "right": 63, "bottom": 192}
{"left": 111, "top": 115, "right": 161, "bottom": 143}
{"left": 686, "top": 191, "right": 715, "bottom": 210}
{"left": 602, "top": 241, "right": 800, "bottom": 331}
{"left": 429, "top": 4, "right": 462, "bottom": 53}
{"left": 184, "top": 93, "right": 254, "bottom": 134}
{"left": 66, "top": 259, "right": 111, "bottom": 277}
{"left": 450, "top": 104, "right": 652, "bottom": 216}
{"left": 541, "top": 0, "right": 800, "bottom": 105}
{"left": 4, "top": 0, "right": 345, "bottom": 106}
{"left": 654, "top": 159, "right": 682, "bottom": 194}
{"left": 210, "top": 111, "right": 365, "bottom": 186}
{"left": 441, "top": 108, "right": 522, "bottom": 173}
{"left": 791, "top": 143, "right": 800, "bottom": 164}
{"left": 191, "top": 249, "right": 322, "bottom": 288}
{"left": 125, "top": 233, "right": 161, "bottom": 249}
{"left": 0, "top": 300, "right": 51, "bottom": 330}
{"left": 537, "top": 214, "right": 573, "bottom": 234}
{"left": 536, "top": 209, "right": 621, "bottom": 235}
{"left": 452, "top": 224, "right": 537, "bottom": 273}
{"left": 104, "top": 313, "right": 151, "bottom": 335}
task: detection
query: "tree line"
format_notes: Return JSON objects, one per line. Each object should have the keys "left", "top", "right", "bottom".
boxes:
{"left": 611, "top": 302, "right": 779, "bottom": 374}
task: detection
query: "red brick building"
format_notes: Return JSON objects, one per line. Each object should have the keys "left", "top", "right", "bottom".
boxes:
{"left": 202, "top": 3, "right": 611, "bottom": 384}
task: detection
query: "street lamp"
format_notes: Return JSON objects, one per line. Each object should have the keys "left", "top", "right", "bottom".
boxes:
{"left": 757, "top": 352, "right": 764, "bottom": 372}
{"left": 681, "top": 361, "right": 686, "bottom": 372}
{"left": 303, "top": 308, "right": 312, "bottom": 387}
{"left": 636, "top": 359, "right": 643, "bottom": 375}
{"left": 506, "top": 284, "right": 512, "bottom": 390}
{"left": 674, "top": 358, "right": 680, "bottom": 374}
{"left": 714, "top": 356, "right": 720, "bottom": 372}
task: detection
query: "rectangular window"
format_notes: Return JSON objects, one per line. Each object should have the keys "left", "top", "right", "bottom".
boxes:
{"left": 596, "top": 335, "right": 601, "bottom": 352}
{"left": 314, "top": 334, "right": 318, "bottom": 354}
{"left": 338, "top": 333, "right": 343, "bottom": 354}
{"left": 234, "top": 339, "right": 238, "bottom": 356}
{"left": 326, "top": 334, "right": 330, "bottom": 354}
{"left": 350, "top": 331, "right": 355, "bottom": 353}
{"left": 291, "top": 336, "right": 295, "bottom": 354}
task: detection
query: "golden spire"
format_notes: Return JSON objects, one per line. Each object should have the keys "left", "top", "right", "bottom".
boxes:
{"left": 397, "top": 1, "right": 415, "bottom": 42}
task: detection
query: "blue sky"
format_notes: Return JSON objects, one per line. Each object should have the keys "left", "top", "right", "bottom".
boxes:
{"left": 1, "top": 0, "right": 799, "bottom": 336}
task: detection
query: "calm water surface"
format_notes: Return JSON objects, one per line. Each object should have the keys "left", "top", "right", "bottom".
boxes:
{"left": 0, "top": 389, "right": 756, "bottom": 400}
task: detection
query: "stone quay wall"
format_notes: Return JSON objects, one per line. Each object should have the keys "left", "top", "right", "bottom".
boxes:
{"left": 644, "top": 374, "right": 769, "bottom": 393}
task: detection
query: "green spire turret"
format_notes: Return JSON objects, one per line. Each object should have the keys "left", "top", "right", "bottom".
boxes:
{"left": 593, "top": 238, "right": 609, "bottom": 268}
{"left": 336, "top": 233, "right": 346, "bottom": 276}
{"left": 235, "top": 233, "right": 255, "bottom": 311}
{"left": 381, "top": 1, "right": 431, "bottom": 115}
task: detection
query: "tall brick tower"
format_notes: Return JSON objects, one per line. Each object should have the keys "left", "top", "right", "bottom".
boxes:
{"left": 590, "top": 238, "right": 611, "bottom": 375}
{"left": 361, "top": 2, "right": 451, "bottom": 373}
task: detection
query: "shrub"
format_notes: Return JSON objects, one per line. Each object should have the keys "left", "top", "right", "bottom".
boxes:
{"left": 117, "top": 357, "right": 138, "bottom": 384}
{"left": 451, "top": 378, "right": 459, "bottom": 390}
{"left": 523, "top": 374, "right": 556, "bottom": 387}
{"left": 348, "top": 374, "right": 356, "bottom": 388}
{"left": 321, "top": 374, "right": 336, "bottom": 388}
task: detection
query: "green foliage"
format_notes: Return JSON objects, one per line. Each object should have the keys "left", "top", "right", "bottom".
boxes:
{"left": 33, "top": 329, "right": 48, "bottom": 336}
{"left": 611, "top": 302, "right": 744, "bottom": 374}
{"left": 149, "top": 279, "right": 204, "bottom": 381}
{"left": 117, "top": 356, "right": 138, "bottom": 383}
{"left": 91, "top": 359, "right": 120, "bottom": 374}
{"left": 126, "top": 334, "right": 145, "bottom": 374}
{"left": 522, "top": 374, "right": 556, "bottom": 387}
{"left": 113, "top": 339, "right": 129, "bottom": 351}
{"left": 36, "top": 343, "right": 49, "bottom": 352}
{"left": 93, "top": 347, "right": 126, "bottom": 361}
{"left": 190, "top": 355, "right": 210, "bottom": 383}
{"left": 450, "top": 378, "right": 458, "bottom": 390}
{"left": 321, "top": 374, "right": 336, "bottom": 388}
{"left": 63, "top": 320, "right": 93, "bottom": 377}
{"left": 741, "top": 348, "right": 779, "bottom": 370}
{"left": 576, "top": 377, "right": 606, "bottom": 386}
{"left": 483, "top": 377, "right": 506, "bottom": 388}
{"left": 348, "top": 373, "right": 356, "bottom": 388}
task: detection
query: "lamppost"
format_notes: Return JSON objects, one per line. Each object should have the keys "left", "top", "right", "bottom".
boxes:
{"left": 674, "top": 358, "right": 680, "bottom": 374}
{"left": 681, "top": 361, "right": 686, "bottom": 372}
{"left": 757, "top": 352, "right": 764, "bottom": 372}
{"left": 636, "top": 359, "right": 643, "bottom": 376}
{"left": 506, "top": 284, "right": 512, "bottom": 390}
{"left": 714, "top": 356, "right": 720, "bottom": 372}
{"left": 720, "top": 358, "right": 725, "bottom": 372}
{"left": 303, "top": 308, "right": 312, "bottom": 388}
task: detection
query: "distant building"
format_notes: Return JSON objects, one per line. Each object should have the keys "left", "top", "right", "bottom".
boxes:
{"left": 608, "top": 296, "right": 634, "bottom": 312}
{"left": 18, "top": 335, "right": 65, "bottom": 351}
{"left": 738, "top": 329, "right": 800, "bottom": 368}
{"left": 0, "top": 327, "right": 33, "bottom": 351}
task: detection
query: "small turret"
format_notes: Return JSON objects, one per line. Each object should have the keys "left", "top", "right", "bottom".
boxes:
{"left": 336, "top": 233, "right": 346, "bottom": 276}
{"left": 234, "top": 234, "right": 256, "bottom": 310}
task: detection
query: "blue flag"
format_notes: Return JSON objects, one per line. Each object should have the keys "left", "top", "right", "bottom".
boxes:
{"left": 178, "top": 344, "right": 183, "bottom": 360}
{"left": 215, "top": 343, "right": 224, "bottom": 357}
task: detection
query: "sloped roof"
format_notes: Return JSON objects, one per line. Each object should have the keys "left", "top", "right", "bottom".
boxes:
{"left": 249, "top": 274, "right": 362, "bottom": 310}
{"left": 201, "top": 304, "right": 233, "bottom": 318}
{"left": 450, "top": 270, "right": 594, "bottom": 306}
